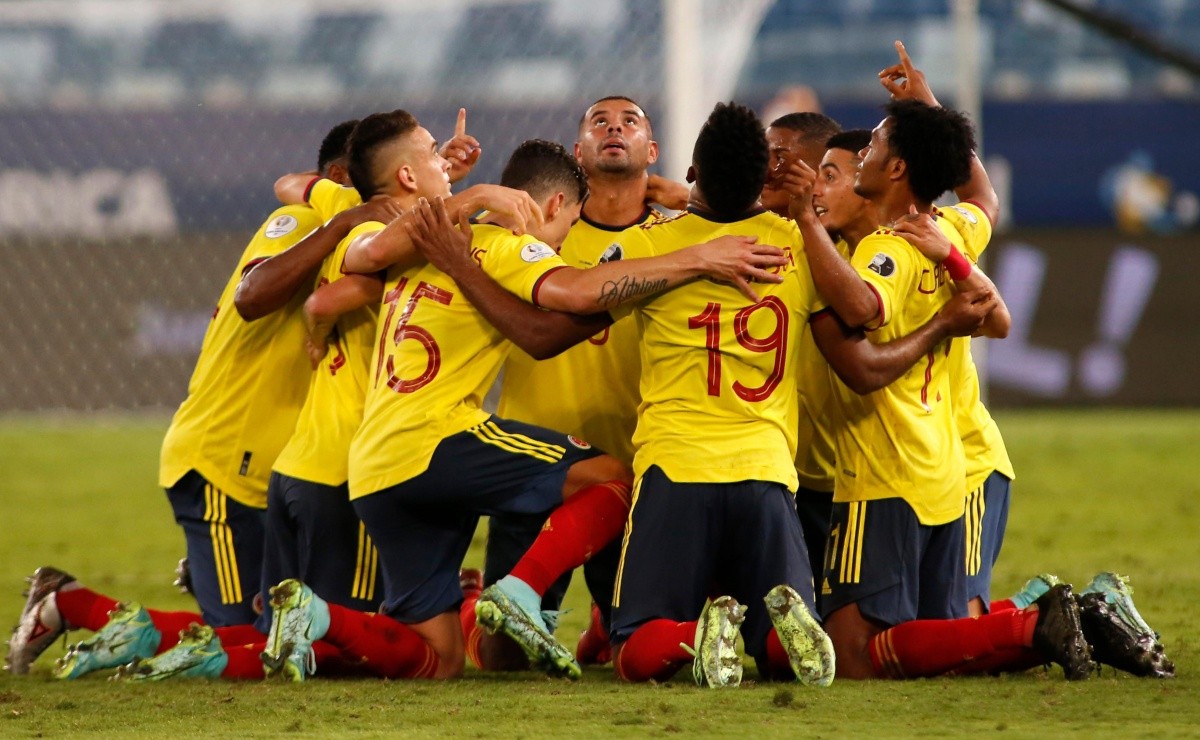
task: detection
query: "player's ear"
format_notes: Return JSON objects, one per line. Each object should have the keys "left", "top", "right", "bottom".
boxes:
{"left": 327, "top": 162, "right": 351, "bottom": 187}
{"left": 396, "top": 164, "right": 418, "bottom": 194}
{"left": 685, "top": 165, "right": 696, "bottom": 184}
{"left": 542, "top": 191, "right": 565, "bottom": 222}
{"left": 887, "top": 156, "right": 906, "bottom": 184}
{"left": 573, "top": 141, "right": 583, "bottom": 162}
{"left": 646, "top": 139, "right": 660, "bottom": 166}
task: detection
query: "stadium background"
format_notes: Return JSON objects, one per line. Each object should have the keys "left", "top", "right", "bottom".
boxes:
{"left": 0, "top": 0, "right": 1196, "bottom": 413}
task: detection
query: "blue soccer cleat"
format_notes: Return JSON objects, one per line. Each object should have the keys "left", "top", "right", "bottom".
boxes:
{"left": 112, "top": 624, "right": 227, "bottom": 681}
{"left": 475, "top": 576, "right": 580, "bottom": 679}
{"left": 261, "top": 579, "right": 329, "bottom": 682}
{"left": 56, "top": 602, "right": 161, "bottom": 679}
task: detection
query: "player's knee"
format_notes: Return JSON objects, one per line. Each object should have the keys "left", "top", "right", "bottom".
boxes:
{"left": 824, "top": 604, "right": 881, "bottom": 680}
{"left": 478, "top": 633, "right": 533, "bottom": 671}
{"left": 564, "top": 455, "right": 632, "bottom": 496}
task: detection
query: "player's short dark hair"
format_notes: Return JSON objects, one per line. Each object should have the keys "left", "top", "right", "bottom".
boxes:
{"left": 578, "top": 94, "right": 652, "bottom": 130}
{"left": 826, "top": 129, "right": 871, "bottom": 155}
{"left": 500, "top": 139, "right": 588, "bottom": 204}
{"left": 346, "top": 109, "right": 419, "bottom": 201}
{"left": 768, "top": 111, "right": 841, "bottom": 145}
{"left": 883, "top": 100, "right": 976, "bottom": 203}
{"left": 692, "top": 102, "right": 769, "bottom": 217}
{"left": 316, "top": 119, "right": 359, "bottom": 175}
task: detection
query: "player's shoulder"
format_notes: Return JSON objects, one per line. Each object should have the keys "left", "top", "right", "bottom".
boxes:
{"left": 854, "top": 227, "right": 921, "bottom": 278}
{"left": 258, "top": 203, "right": 320, "bottom": 241}
{"left": 471, "top": 222, "right": 556, "bottom": 263}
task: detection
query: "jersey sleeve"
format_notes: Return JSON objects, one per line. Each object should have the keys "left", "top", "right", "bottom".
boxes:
{"left": 850, "top": 230, "right": 921, "bottom": 330}
{"left": 243, "top": 205, "right": 324, "bottom": 271}
{"left": 308, "top": 179, "right": 363, "bottom": 222}
{"left": 938, "top": 201, "right": 993, "bottom": 262}
{"left": 479, "top": 233, "right": 570, "bottom": 305}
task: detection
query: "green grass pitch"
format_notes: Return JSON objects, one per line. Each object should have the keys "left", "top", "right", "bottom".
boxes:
{"left": 0, "top": 410, "right": 1196, "bottom": 736}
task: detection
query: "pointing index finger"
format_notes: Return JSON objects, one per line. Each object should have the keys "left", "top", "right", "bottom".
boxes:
{"left": 455, "top": 108, "right": 467, "bottom": 138}
{"left": 895, "top": 40, "right": 915, "bottom": 75}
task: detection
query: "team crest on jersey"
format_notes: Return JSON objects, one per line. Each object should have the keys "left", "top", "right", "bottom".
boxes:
{"left": 567, "top": 435, "right": 592, "bottom": 450}
{"left": 520, "top": 242, "right": 555, "bottom": 263}
{"left": 950, "top": 205, "right": 978, "bottom": 224}
{"left": 867, "top": 253, "right": 896, "bottom": 277}
{"left": 264, "top": 214, "right": 298, "bottom": 238}
{"left": 599, "top": 243, "right": 624, "bottom": 263}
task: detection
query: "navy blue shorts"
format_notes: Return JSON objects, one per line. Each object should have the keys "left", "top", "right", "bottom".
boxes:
{"left": 254, "top": 473, "right": 382, "bottom": 633}
{"left": 353, "top": 416, "right": 600, "bottom": 624}
{"left": 820, "top": 498, "right": 967, "bottom": 626}
{"left": 964, "top": 471, "right": 1012, "bottom": 609}
{"left": 166, "top": 470, "right": 265, "bottom": 627}
{"left": 610, "top": 466, "right": 815, "bottom": 663}
{"left": 795, "top": 487, "right": 834, "bottom": 609}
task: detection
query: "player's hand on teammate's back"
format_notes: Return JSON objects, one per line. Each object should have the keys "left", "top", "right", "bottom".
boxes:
{"left": 645, "top": 174, "right": 689, "bottom": 210}
{"left": 440, "top": 108, "right": 482, "bottom": 184}
{"left": 689, "top": 235, "right": 787, "bottom": 303}
{"left": 349, "top": 197, "right": 406, "bottom": 228}
{"left": 937, "top": 289, "right": 998, "bottom": 337}
{"left": 893, "top": 206, "right": 951, "bottom": 262}
{"left": 457, "top": 184, "right": 544, "bottom": 236}
{"left": 404, "top": 196, "right": 476, "bottom": 276}
{"left": 879, "top": 40, "right": 941, "bottom": 107}
{"left": 305, "top": 336, "right": 328, "bottom": 370}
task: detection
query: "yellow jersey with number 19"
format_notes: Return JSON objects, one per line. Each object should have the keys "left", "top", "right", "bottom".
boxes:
{"left": 159, "top": 204, "right": 322, "bottom": 508}
{"left": 613, "top": 208, "right": 821, "bottom": 491}
{"left": 831, "top": 217, "right": 967, "bottom": 525}
{"left": 348, "top": 223, "right": 570, "bottom": 499}
{"left": 497, "top": 208, "right": 660, "bottom": 465}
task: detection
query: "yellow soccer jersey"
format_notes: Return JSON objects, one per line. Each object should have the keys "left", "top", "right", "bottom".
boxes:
{"left": 159, "top": 204, "right": 322, "bottom": 508}
{"left": 830, "top": 218, "right": 968, "bottom": 525}
{"left": 348, "top": 223, "right": 570, "bottom": 499}
{"left": 793, "top": 238, "right": 853, "bottom": 493}
{"left": 273, "top": 221, "right": 384, "bottom": 486}
{"left": 307, "top": 178, "right": 362, "bottom": 222}
{"left": 497, "top": 207, "right": 661, "bottom": 465}
{"left": 614, "top": 208, "right": 820, "bottom": 491}
{"left": 937, "top": 202, "right": 1015, "bottom": 490}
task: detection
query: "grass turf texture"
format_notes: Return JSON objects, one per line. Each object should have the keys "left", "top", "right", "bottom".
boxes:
{"left": 0, "top": 410, "right": 1196, "bottom": 736}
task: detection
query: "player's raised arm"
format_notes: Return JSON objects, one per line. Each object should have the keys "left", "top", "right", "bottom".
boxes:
{"left": 342, "top": 184, "right": 544, "bottom": 274}
{"left": 439, "top": 108, "right": 482, "bottom": 184}
{"left": 404, "top": 197, "right": 612, "bottom": 359}
{"left": 644, "top": 174, "right": 689, "bottom": 211}
{"left": 274, "top": 171, "right": 317, "bottom": 205}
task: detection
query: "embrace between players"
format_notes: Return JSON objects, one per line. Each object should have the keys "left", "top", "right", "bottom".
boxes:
{"left": 8, "top": 41, "right": 1173, "bottom": 686}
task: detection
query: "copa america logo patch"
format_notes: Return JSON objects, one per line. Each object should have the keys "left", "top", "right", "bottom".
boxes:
{"left": 950, "top": 205, "right": 979, "bottom": 225}
{"left": 520, "top": 242, "right": 555, "bottom": 263}
{"left": 599, "top": 243, "right": 624, "bottom": 263}
{"left": 867, "top": 253, "right": 896, "bottom": 277}
{"left": 567, "top": 435, "right": 592, "bottom": 450}
{"left": 264, "top": 214, "right": 298, "bottom": 238}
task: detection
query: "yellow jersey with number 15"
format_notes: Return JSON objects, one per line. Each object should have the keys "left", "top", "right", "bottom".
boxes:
{"left": 348, "top": 223, "right": 570, "bottom": 499}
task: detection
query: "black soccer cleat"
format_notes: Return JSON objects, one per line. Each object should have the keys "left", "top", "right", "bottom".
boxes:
{"left": 1077, "top": 592, "right": 1175, "bottom": 678}
{"left": 1031, "top": 584, "right": 1094, "bottom": 681}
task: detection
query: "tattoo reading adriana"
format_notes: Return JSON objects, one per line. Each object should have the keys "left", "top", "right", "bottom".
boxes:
{"left": 598, "top": 275, "right": 669, "bottom": 308}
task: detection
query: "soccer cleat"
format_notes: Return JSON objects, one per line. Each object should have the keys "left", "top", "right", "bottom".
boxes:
{"left": 260, "top": 579, "right": 329, "bottom": 682}
{"left": 1031, "top": 584, "right": 1094, "bottom": 681}
{"left": 1077, "top": 573, "right": 1174, "bottom": 678}
{"left": 763, "top": 585, "right": 835, "bottom": 687}
{"left": 113, "top": 624, "right": 227, "bottom": 681}
{"left": 6, "top": 566, "right": 76, "bottom": 674}
{"left": 173, "top": 558, "right": 194, "bottom": 596}
{"left": 575, "top": 603, "right": 612, "bottom": 666}
{"left": 55, "top": 602, "right": 162, "bottom": 679}
{"left": 1009, "top": 573, "right": 1061, "bottom": 609}
{"left": 475, "top": 577, "right": 581, "bottom": 679}
{"left": 687, "top": 595, "right": 747, "bottom": 689}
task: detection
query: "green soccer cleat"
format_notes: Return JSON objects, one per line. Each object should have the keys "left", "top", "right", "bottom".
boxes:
{"left": 55, "top": 602, "right": 161, "bottom": 679}
{"left": 260, "top": 579, "right": 329, "bottom": 682}
{"left": 475, "top": 576, "right": 580, "bottom": 680}
{"left": 1031, "top": 584, "right": 1094, "bottom": 681}
{"left": 1009, "top": 573, "right": 1061, "bottom": 609}
{"left": 1078, "top": 573, "right": 1175, "bottom": 678}
{"left": 112, "top": 624, "right": 227, "bottom": 681}
{"left": 687, "top": 595, "right": 746, "bottom": 689}
{"left": 763, "top": 585, "right": 835, "bottom": 687}
{"left": 6, "top": 566, "right": 76, "bottom": 675}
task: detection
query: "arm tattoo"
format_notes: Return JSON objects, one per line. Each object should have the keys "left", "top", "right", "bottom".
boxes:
{"left": 598, "top": 275, "right": 670, "bottom": 308}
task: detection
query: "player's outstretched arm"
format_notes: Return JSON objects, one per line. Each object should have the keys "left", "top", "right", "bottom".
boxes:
{"left": 343, "top": 185, "right": 544, "bottom": 274}
{"left": 275, "top": 171, "right": 318, "bottom": 206}
{"left": 235, "top": 198, "right": 404, "bottom": 321}
{"left": 780, "top": 158, "right": 881, "bottom": 328}
{"left": 880, "top": 40, "right": 999, "bottom": 223}
{"left": 303, "top": 273, "right": 384, "bottom": 368}
{"left": 812, "top": 288, "right": 998, "bottom": 394}
{"left": 404, "top": 197, "right": 612, "bottom": 359}
{"left": 891, "top": 210, "right": 1010, "bottom": 338}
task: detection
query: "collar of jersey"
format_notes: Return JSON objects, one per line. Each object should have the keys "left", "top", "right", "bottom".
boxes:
{"left": 579, "top": 204, "right": 656, "bottom": 232}
{"left": 685, "top": 204, "right": 767, "bottom": 223}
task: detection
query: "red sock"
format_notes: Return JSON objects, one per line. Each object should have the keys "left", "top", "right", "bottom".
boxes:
{"left": 948, "top": 645, "right": 1046, "bottom": 675}
{"left": 614, "top": 619, "right": 695, "bottom": 682}
{"left": 460, "top": 596, "right": 484, "bottom": 669}
{"left": 990, "top": 598, "right": 1018, "bottom": 613}
{"left": 212, "top": 624, "right": 266, "bottom": 650}
{"left": 55, "top": 587, "right": 119, "bottom": 632}
{"left": 509, "top": 481, "right": 631, "bottom": 595}
{"left": 322, "top": 603, "right": 438, "bottom": 679}
{"left": 576, "top": 603, "right": 612, "bottom": 665}
{"left": 868, "top": 609, "right": 1038, "bottom": 678}
{"left": 150, "top": 611, "right": 212, "bottom": 651}
{"left": 763, "top": 628, "right": 793, "bottom": 678}
{"left": 220, "top": 643, "right": 266, "bottom": 680}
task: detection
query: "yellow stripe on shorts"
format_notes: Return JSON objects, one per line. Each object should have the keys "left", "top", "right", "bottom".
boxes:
{"left": 611, "top": 477, "right": 643, "bottom": 609}
{"left": 204, "top": 484, "right": 242, "bottom": 605}
{"left": 470, "top": 421, "right": 565, "bottom": 464}
{"left": 965, "top": 485, "right": 986, "bottom": 576}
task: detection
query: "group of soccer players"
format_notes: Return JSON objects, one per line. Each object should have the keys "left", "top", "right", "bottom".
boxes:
{"left": 7, "top": 41, "right": 1174, "bottom": 685}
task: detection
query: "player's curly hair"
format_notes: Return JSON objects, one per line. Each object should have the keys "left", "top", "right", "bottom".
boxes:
{"left": 692, "top": 102, "right": 769, "bottom": 216}
{"left": 346, "top": 109, "right": 419, "bottom": 201}
{"left": 317, "top": 119, "right": 359, "bottom": 175}
{"left": 884, "top": 100, "right": 976, "bottom": 203}
{"left": 500, "top": 139, "right": 588, "bottom": 204}
{"left": 826, "top": 129, "right": 871, "bottom": 155}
